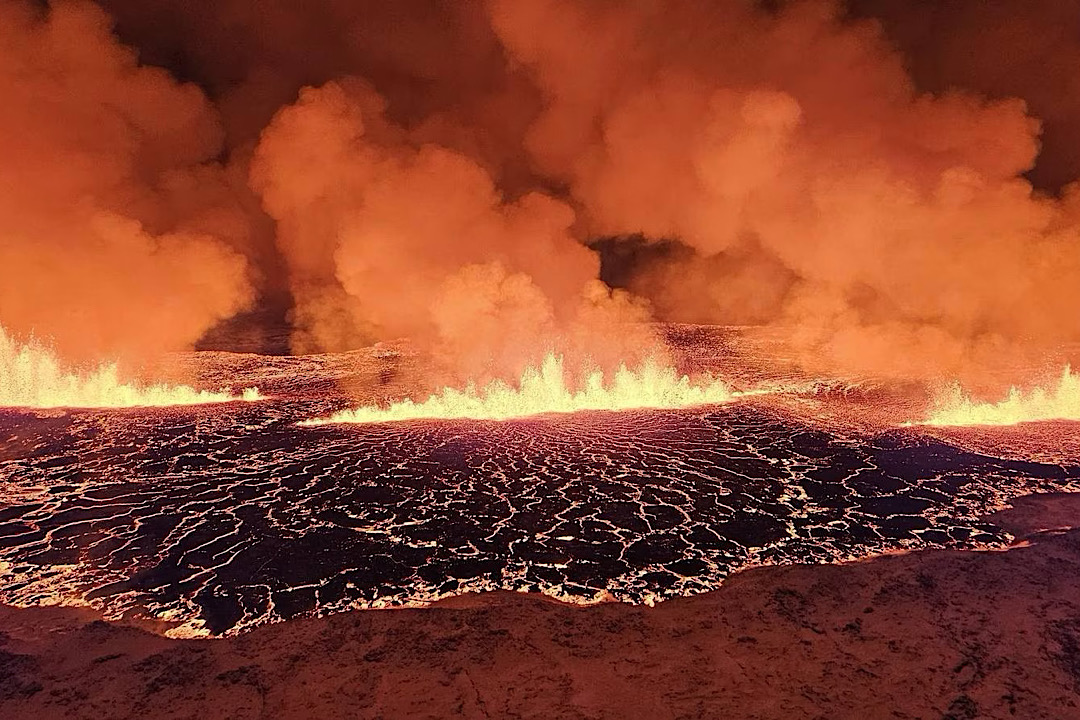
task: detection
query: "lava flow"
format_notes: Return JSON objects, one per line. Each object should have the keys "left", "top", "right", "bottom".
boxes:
{"left": 918, "top": 366, "right": 1080, "bottom": 426}
{"left": 0, "top": 326, "right": 261, "bottom": 410}
{"left": 302, "top": 353, "right": 737, "bottom": 424}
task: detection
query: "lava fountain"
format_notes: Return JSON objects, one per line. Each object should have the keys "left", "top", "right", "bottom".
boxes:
{"left": 0, "top": 325, "right": 261, "bottom": 409}
{"left": 917, "top": 366, "right": 1080, "bottom": 426}
{"left": 302, "top": 353, "right": 739, "bottom": 425}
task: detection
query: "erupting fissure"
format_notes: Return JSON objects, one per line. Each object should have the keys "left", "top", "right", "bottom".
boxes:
{"left": 0, "top": 326, "right": 262, "bottom": 410}
{"left": 301, "top": 353, "right": 738, "bottom": 425}
{"left": 919, "top": 366, "right": 1080, "bottom": 426}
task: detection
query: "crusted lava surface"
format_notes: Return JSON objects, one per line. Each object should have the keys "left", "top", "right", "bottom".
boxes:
{"left": 0, "top": 328, "right": 1078, "bottom": 636}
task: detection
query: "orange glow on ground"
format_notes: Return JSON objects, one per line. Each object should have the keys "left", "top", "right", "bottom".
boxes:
{"left": 301, "top": 353, "right": 739, "bottom": 425}
{"left": 0, "top": 326, "right": 262, "bottom": 409}
{"left": 917, "top": 366, "right": 1080, "bottom": 426}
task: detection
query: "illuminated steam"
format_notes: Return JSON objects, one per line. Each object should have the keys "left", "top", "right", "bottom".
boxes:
{"left": 3, "top": 0, "right": 1080, "bottom": 400}
{"left": 486, "top": 0, "right": 1080, "bottom": 383}
{"left": 0, "top": 0, "right": 253, "bottom": 365}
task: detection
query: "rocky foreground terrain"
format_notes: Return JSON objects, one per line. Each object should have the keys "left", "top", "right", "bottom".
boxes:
{"left": 1, "top": 492, "right": 1078, "bottom": 719}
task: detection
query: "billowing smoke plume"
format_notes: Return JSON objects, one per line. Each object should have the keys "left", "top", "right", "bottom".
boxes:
{"left": 7, "top": 0, "right": 1080, "bottom": 390}
{"left": 0, "top": 0, "right": 253, "bottom": 364}
{"left": 249, "top": 80, "right": 657, "bottom": 380}
{"left": 853, "top": 0, "right": 1080, "bottom": 191}
{"left": 488, "top": 0, "right": 1080, "bottom": 382}
{"left": 93, "top": 0, "right": 540, "bottom": 188}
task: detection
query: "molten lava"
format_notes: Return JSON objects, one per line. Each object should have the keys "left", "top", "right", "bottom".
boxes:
{"left": 302, "top": 353, "right": 737, "bottom": 425}
{"left": 0, "top": 326, "right": 261, "bottom": 409}
{"left": 920, "top": 366, "right": 1080, "bottom": 426}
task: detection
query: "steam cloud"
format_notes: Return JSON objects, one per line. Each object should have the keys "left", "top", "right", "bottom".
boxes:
{"left": 0, "top": 0, "right": 254, "bottom": 365}
{"left": 4, "top": 0, "right": 1080, "bottom": 390}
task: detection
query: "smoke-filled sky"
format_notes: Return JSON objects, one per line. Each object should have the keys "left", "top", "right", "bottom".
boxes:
{"left": 3, "top": 0, "right": 1080, "bottom": 385}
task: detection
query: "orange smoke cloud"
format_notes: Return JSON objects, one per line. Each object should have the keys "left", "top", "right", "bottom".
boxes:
{"left": 0, "top": 0, "right": 253, "bottom": 365}
{"left": 854, "top": 0, "right": 1080, "bottom": 191}
{"left": 250, "top": 80, "right": 659, "bottom": 380}
{"left": 7, "top": 0, "right": 1080, "bottom": 395}
{"left": 486, "top": 0, "right": 1080, "bottom": 383}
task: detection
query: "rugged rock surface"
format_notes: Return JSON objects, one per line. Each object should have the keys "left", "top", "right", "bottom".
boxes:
{"left": 2, "top": 492, "right": 1078, "bottom": 719}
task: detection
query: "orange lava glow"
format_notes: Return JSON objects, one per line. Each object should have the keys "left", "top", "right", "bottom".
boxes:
{"left": 918, "top": 366, "right": 1080, "bottom": 426}
{"left": 0, "top": 326, "right": 261, "bottom": 410}
{"left": 302, "top": 353, "right": 739, "bottom": 425}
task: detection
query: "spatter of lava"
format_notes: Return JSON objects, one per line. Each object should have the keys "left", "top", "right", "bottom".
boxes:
{"left": 917, "top": 366, "right": 1080, "bottom": 427}
{"left": 302, "top": 353, "right": 740, "bottom": 425}
{"left": 0, "top": 325, "right": 261, "bottom": 409}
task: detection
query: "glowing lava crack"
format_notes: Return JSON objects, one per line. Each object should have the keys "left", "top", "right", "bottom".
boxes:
{"left": 0, "top": 326, "right": 262, "bottom": 409}
{"left": 302, "top": 353, "right": 739, "bottom": 424}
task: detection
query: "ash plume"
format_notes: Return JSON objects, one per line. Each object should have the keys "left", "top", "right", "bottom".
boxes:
{"left": 5, "top": 0, "right": 1080, "bottom": 392}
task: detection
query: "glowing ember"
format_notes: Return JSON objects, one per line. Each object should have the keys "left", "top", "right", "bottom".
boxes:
{"left": 302, "top": 353, "right": 737, "bottom": 425}
{"left": 0, "top": 326, "right": 261, "bottom": 409}
{"left": 918, "top": 366, "right": 1080, "bottom": 426}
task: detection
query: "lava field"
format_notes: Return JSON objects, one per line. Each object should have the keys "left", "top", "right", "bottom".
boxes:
{"left": 1, "top": 338, "right": 1078, "bottom": 636}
